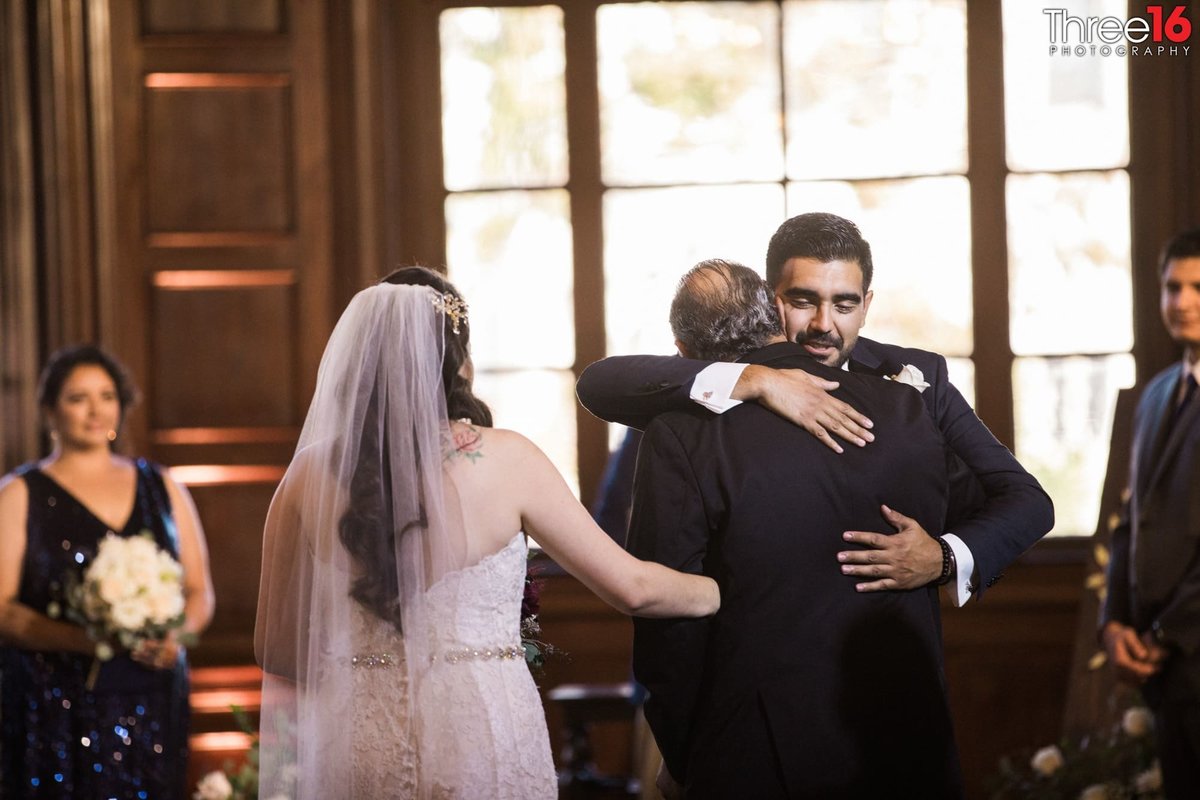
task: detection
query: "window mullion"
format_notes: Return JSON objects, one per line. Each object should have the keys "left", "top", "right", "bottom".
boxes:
{"left": 965, "top": 0, "right": 1015, "bottom": 448}
{"left": 563, "top": 2, "right": 608, "bottom": 504}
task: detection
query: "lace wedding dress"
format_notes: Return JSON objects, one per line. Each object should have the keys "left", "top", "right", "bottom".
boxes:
{"left": 349, "top": 532, "right": 557, "bottom": 799}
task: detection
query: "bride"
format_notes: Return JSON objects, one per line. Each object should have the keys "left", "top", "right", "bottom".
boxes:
{"left": 254, "top": 266, "right": 719, "bottom": 799}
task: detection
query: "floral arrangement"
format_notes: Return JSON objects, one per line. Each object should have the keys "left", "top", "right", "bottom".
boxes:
{"left": 990, "top": 542, "right": 1164, "bottom": 799}
{"left": 194, "top": 707, "right": 260, "bottom": 800}
{"left": 989, "top": 705, "right": 1161, "bottom": 799}
{"left": 48, "top": 530, "right": 191, "bottom": 688}
{"left": 520, "top": 555, "right": 561, "bottom": 674}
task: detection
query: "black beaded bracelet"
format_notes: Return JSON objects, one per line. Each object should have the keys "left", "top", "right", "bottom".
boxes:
{"left": 935, "top": 537, "right": 954, "bottom": 586}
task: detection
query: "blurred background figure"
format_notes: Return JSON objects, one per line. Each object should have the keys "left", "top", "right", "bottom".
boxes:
{"left": 591, "top": 427, "right": 643, "bottom": 545}
{"left": 1102, "top": 228, "right": 1200, "bottom": 799}
{"left": 0, "top": 345, "right": 214, "bottom": 799}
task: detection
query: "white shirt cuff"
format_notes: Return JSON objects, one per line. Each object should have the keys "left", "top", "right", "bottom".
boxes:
{"left": 940, "top": 533, "right": 974, "bottom": 607}
{"left": 690, "top": 363, "right": 747, "bottom": 414}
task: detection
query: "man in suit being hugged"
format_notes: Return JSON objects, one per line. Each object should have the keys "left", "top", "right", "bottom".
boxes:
{"left": 1102, "top": 227, "right": 1200, "bottom": 798}
{"left": 630, "top": 260, "right": 963, "bottom": 798}
{"left": 579, "top": 212, "right": 1053, "bottom": 606}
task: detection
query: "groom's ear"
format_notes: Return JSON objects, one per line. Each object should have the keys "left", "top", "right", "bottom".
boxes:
{"left": 862, "top": 289, "right": 874, "bottom": 320}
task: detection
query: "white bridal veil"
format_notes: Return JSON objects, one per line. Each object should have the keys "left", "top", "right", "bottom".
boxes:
{"left": 255, "top": 283, "right": 477, "bottom": 799}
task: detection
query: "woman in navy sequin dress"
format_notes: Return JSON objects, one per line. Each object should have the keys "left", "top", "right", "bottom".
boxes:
{"left": 0, "top": 345, "right": 215, "bottom": 799}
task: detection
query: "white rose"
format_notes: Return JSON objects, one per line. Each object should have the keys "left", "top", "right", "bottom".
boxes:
{"left": 193, "top": 769, "right": 233, "bottom": 800}
{"left": 146, "top": 585, "right": 185, "bottom": 625}
{"left": 110, "top": 598, "right": 149, "bottom": 631}
{"left": 889, "top": 364, "right": 931, "bottom": 392}
{"left": 1030, "top": 745, "right": 1064, "bottom": 776}
{"left": 97, "top": 573, "right": 130, "bottom": 606}
{"left": 1078, "top": 785, "right": 1109, "bottom": 800}
{"left": 1135, "top": 761, "right": 1162, "bottom": 793}
{"left": 1121, "top": 706, "right": 1153, "bottom": 738}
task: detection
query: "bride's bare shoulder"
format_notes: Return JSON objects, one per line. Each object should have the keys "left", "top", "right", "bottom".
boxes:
{"left": 445, "top": 423, "right": 542, "bottom": 468}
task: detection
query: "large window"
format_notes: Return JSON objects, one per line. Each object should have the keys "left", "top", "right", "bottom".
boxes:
{"left": 433, "top": 0, "right": 1132, "bottom": 536}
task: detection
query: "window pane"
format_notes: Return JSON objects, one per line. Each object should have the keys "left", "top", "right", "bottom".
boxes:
{"left": 946, "top": 357, "right": 975, "bottom": 410}
{"left": 1002, "top": 0, "right": 1129, "bottom": 172}
{"left": 474, "top": 370, "right": 579, "bottom": 494}
{"left": 446, "top": 190, "right": 573, "bottom": 370}
{"left": 1014, "top": 354, "right": 1134, "bottom": 536}
{"left": 604, "top": 184, "right": 785, "bottom": 356}
{"left": 787, "top": 177, "right": 972, "bottom": 356}
{"left": 1007, "top": 171, "right": 1131, "bottom": 356}
{"left": 440, "top": 6, "right": 567, "bottom": 191}
{"left": 783, "top": 0, "right": 967, "bottom": 180}
{"left": 598, "top": 2, "right": 783, "bottom": 185}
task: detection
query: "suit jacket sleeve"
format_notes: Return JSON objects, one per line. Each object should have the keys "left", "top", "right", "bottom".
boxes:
{"left": 925, "top": 352, "right": 1055, "bottom": 598}
{"left": 576, "top": 355, "right": 716, "bottom": 429}
{"left": 1101, "top": 501, "right": 1133, "bottom": 630}
{"left": 626, "top": 417, "right": 712, "bottom": 782}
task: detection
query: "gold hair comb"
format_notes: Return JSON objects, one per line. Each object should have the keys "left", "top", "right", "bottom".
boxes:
{"left": 431, "top": 291, "right": 468, "bottom": 335}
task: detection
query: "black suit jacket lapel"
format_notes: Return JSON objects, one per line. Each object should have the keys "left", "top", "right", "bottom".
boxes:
{"left": 847, "top": 338, "right": 901, "bottom": 379}
{"left": 1137, "top": 375, "right": 1180, "bottom": 497}
{"left": 1146, "top": 384, "right": 1200, "bottom": 494}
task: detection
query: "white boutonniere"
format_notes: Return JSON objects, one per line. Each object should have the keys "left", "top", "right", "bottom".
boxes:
{"left": 887, "top": 364, "right": 930, "bottom": 393}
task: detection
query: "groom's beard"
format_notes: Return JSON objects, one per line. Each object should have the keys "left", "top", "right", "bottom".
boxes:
{"left": 795, "top": 330, "right": 851, "bottom": 368}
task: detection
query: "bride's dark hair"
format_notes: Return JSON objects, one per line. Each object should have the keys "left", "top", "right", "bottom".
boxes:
{"left": 338, "top": 266, "right": 493, "bottom": 631}
{"left": 380, "top": 266, "right": 492, "bottom": 428}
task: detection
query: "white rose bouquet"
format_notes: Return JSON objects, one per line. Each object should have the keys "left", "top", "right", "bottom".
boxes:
{"left": 50, "top": 530, "right": 191, "bottom": 688}
{"left": 989, "top": 702, "right": 1161, "bottom": 799}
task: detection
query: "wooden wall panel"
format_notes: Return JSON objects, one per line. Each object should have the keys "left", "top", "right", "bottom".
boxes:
{"left": 151, "top": 285, "right": 296, "bottom": 428}
{"left": 141, "top": 0, "right": 284, "bottom": 35}
{"left": 100, "top": 0, "right": 334, "bottom": 667}
{"left": 182, "top": 479, "right": 282, "bottom": 664}
{"left": 145, "top": 76, "right": 293, "bottom": 234}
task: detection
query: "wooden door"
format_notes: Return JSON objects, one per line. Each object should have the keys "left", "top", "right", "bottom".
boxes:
{"left": 100, "top": 0, "right": 334, "bottom": 664}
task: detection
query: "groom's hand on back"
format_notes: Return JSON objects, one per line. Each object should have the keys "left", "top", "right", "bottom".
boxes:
{"left": 838, "top": 505, "right": 942, "bottom": 591}
{"left": 734, "top": 366, "right": 875, "bottom": 454}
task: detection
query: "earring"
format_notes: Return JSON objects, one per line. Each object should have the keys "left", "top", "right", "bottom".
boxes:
{"left": 49, "top": 430, "right": 60, "bottom": 442}
{"left": 106, "top": 430, "right": 117, "bottom": 442}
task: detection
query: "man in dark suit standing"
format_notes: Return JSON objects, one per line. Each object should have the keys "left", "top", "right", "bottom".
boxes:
{"left": 630, "top": 259, "right": 961, "bottom": 798}
{"left": 578, "top": 213, "right": 1053, "bottom": 606}
{"left": 1102, "top": 227, "right": 1200, "bottom": 797}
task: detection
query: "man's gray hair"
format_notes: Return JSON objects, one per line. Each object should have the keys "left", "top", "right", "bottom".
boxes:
{"left": 669, "top": 259, "right": 783, "bottom": 362}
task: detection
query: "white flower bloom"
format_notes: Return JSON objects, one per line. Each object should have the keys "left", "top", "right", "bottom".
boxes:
{"left": 78, "top": 532, "right": 187, "bottom": 645}
{"left": 1030, "top": 745, "right": 1064, "bottom": 776}
{"left": 94, "top": 641, "right": 114, "bottom": 661}
{"left": 1135, "top": 761, "right": 1162, "bottom": 793}
{"left": 193, "top": 770, "right": 233, "bottom": 800}
{"left": 1078, "top": 784, "right": 1109, "bottom": 800}
{"left": 888, "top": 364, "right": 931, "bottom": 392}
{"left": 110, "top": 598, "right": 149, "bottom": 631}
{"left": 1121, "top": 706, "right": 1153, "bottom": 738}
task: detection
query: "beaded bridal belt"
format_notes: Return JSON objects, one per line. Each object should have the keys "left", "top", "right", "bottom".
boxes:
{"left": 350, "top": 644, "right": 522, "bottom": 669}
{"left": 432, "top": 644, "right": 523, "bottom": 665}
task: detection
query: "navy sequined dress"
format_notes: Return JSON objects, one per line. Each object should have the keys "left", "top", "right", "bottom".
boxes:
{"left": 1, "top": 459, "right": 190, "bottom": 799}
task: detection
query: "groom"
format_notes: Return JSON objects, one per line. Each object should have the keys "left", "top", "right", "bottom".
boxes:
{"left": 629, "top": 260, "right": 963, "bottom": 798}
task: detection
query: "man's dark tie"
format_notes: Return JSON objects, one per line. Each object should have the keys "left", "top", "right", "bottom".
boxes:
{"left": 1168, "top": 373, "right": 1198, "bottom": 433}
